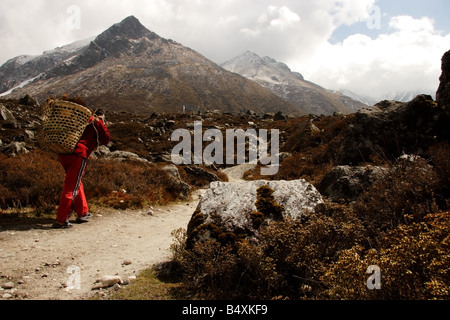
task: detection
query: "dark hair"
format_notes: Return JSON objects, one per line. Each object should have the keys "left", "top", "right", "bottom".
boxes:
{"left": 95, "top": 109, "right": 105, "bottom": 116}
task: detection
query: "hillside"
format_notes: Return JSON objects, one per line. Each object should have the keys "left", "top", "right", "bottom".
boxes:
{"left": 0, "top": 16, "right": 301, "bottom": 116}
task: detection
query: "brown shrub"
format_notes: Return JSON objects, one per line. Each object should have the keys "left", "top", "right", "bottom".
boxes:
{"left": 354, "top": 157, "right": 441, "bottom": 242}
{"left": 172, "top": 197, "right": 448, "bottom": 300}
{"left": 0, "top": 151, "right": 188, "bottom": 213}
{"left": 428, "top": 142, "right": 450, "bottom": 208}
{"left": 322, "top": 212, "right": 450, "bottom": 300}
{"left": 172, "top": 201, "right": 365, "bottom": 300}
{"left": 254, "top": 185, "right": 284, "bottom": 222}
{"left": 0, "top": 150, "right": 63, "bottom": 213}
{"left": 271, "top": 154, "right": 334, "bottom": 186}
{"left": 171, "top": 232, "right": 239, "bottom": 299}
{"left": 84, "top": 160, "right": 185, "bottom": 208}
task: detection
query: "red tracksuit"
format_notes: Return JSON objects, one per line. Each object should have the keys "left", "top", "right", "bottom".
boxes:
{"left": 56, "top": 117, "right": 111, "bottom": 224}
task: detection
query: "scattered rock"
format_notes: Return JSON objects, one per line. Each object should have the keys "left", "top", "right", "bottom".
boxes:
{"left": 103, "top": 150, "right": 148, "bottom": 163}
{"left": 0, "top": 104, "right": 18, "bottom": 128}
{"left": 96, "top": 275, "right": 123, "bottom": 289}
{"left": 273, "top": 111, "right": 286, "bottom": 121}
{"left": 2, "top": 282, "right": 15, "bottom": 289}
{"left": 161, "top": 164, "right": 191, "bottom": 200}
{"left": 0, "top": 141, "right": 29, "bottom": 157}
{"left": 2, "top": 293, "right": 13, "bottom": 299}
{"left": 318, "top": 165, "right": 387, "bottom": 203}
{"left": 122, "top": 259, "right": 132, "bottom": 266}
{"left": 18, "top": 94, "right": 38, "bottom": 106}
{"left": 183, "top": 166, "right": 220, "bottom": 185}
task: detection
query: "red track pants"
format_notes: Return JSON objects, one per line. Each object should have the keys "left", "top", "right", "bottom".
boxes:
{"left": 56, "top": 155, "right": 89, "bottom": 223}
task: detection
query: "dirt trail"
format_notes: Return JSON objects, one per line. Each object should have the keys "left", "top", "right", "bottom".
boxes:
{"left": 0, "top": 165, "right": 251, "bottom": 300}
{"left": 0, "top": 190, "right": 205, "bottom": 300}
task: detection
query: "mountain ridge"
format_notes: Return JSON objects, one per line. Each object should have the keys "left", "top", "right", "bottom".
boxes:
{"left": 0, "top": 16, "right": 302, "bottom": 116}
{"left": 221, "top": 51, "right": 367, "bottom": 115}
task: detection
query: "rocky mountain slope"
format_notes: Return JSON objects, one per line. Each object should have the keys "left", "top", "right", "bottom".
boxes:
{"left": 221, "top": 51, "right": 367, "bottom": 115}
{"left": 0, "top": 16, "right": 301, "bottom": 116}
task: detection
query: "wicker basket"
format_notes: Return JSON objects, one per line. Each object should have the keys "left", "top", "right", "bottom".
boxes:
{"left": 41, "top": 99, "right": 93, "bottom": 154}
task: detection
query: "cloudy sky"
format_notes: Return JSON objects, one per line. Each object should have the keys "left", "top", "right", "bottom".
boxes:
{"left": 1, "top": 0, "right": 449, "bottom": 98}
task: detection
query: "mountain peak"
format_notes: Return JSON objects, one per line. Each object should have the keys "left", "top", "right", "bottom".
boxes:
{"left": 99, "top": 15, "right": 152, "bottom": 41}
{"left": 117, "top": 16, "right": 146, "bottom": 34}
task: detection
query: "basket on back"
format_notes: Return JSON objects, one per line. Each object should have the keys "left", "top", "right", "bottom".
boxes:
{"left": 41, "top": 99, "right": 93, "bottom": 154}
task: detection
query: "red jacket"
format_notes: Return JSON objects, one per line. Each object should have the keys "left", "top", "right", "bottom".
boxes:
{"left": 73, "top": 116, "right": 111, "bottom": 159}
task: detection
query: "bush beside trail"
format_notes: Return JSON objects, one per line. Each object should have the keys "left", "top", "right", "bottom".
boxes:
{"left": 0, "top": 150, "right": 189, "bottom": 214}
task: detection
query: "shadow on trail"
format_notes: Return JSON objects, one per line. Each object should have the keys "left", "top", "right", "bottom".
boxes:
{"left": 0, "top": 213, "right": 55, "bottom": 231}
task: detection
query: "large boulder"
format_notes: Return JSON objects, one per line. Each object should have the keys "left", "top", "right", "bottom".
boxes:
{"left": 186, "top": 180, "right": 323, "bottom": 248}
{"left": 336, "top": 94, "right": 449, "bottom": 165}
{"left": 436, "top": 49, "right": 450, "bottom": 117}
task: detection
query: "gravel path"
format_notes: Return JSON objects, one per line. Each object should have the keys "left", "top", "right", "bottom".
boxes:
{"left": 0, "top": 192, "right": 204, "bottom": 300}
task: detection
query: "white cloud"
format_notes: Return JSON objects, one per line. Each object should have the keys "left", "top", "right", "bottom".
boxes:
{"left": 239, "top": 6, "right": 301, "bottom": 37}
{"left": 389, "top": 15, "right": 435, "bottom": 33}
{"left": 268, "top": 6, "right": 301, "bottom": 30}
{"left": 293, "top": 15, "right": 450, "bottom": 98}
{"left": 0, "top": 0, "right": 448, "bottom": 100}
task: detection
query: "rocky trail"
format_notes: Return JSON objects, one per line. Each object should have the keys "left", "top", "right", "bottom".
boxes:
{"left": 0, "top": 191, "right": 207, "bottom": 300}
{"left": 0, "top": 166, "right": 250, "bottom": 300}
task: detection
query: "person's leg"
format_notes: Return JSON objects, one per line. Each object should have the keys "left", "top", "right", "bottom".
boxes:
{"left": 55, "top": 156, "right": 87, "bottom": 225}
{"left": 73, "top": 181, "right": 89, "bottom": 217}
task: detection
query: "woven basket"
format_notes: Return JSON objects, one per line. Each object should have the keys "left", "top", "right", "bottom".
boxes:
{"left": 41, "top": 99, "right": 93, "bottom": 154}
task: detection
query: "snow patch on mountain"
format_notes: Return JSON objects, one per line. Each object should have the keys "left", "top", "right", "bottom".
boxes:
{"left": 0, "top": 73, "right": 43, "bottom": 97}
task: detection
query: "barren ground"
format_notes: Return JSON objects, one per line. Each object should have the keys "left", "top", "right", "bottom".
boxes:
{"left": 0, "top": 166, "right": 250, "bottom": 300}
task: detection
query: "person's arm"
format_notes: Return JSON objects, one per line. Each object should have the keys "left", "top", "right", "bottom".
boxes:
{"left": 94, "top": 118, "right": 111, "bottom": 146}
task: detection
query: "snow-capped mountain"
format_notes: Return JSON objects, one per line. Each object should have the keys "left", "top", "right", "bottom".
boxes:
{"left": 0, "top": 16, "right": 301, "bottom": 115}
{"left": 338, "top": 89, "right": 437, "bottom": 106}
{"left": 0, "top": 37, "right": 93, "bottom": 97}
{"left": 221, "top": 51, "right": 367, "bottom": 115}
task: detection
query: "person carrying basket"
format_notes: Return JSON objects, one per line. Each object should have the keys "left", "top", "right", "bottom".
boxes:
{"left": 51, "top": 98, "right": 111, "bottom": 229}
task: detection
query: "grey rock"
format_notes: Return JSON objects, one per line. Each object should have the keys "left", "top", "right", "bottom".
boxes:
{"left": 0, "top": 104, "right": 18, "bottom": 128}
{"left": 318, "top": 165, "right": 387, "bottom": 203}
{"left": 103, "top": 150, "right": 148, "bottom": 163}
{"left": 0, "top": 142, "right": 29, "bottom": 157}
{"left": 183, "top": 166, "right": 220, "bottom": 185}
{"left": 98, "top": 275, "right": 123, "bottom": 288}
{"left": 2, "top": 282, "right": 15, "bottom": 289}
{"left": 188, "top": 180, "right": 323, "bottom": 245}
{"left": 161, "top": 165, "right": 191, "bottom": 200}
{"left": 335, "top": 94, "right": 449, "bottom": 165}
